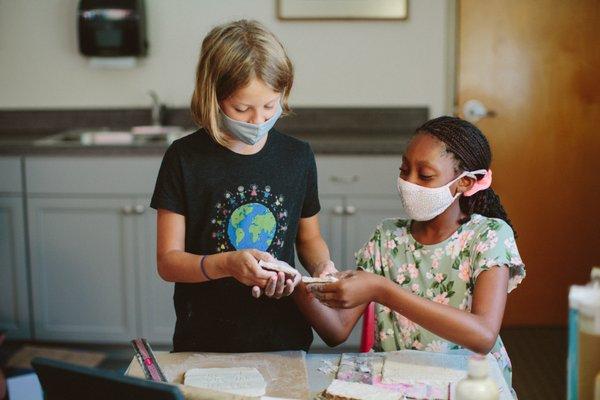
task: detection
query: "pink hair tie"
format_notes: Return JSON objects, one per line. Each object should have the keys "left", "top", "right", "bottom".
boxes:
{"left": 464, "top": 169, "right": 492, "bottom": 197}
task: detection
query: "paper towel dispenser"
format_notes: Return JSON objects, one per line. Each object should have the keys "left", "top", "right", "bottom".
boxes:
{"left": 78, "top": 0, "right": 148, "bottom": 57}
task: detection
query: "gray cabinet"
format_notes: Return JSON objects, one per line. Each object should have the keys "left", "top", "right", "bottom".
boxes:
{"left": 19, "top": 154, "right": 403, "bottom": 347}
{"left": 304, "top": 156, "right": 404, "bottom": 351}
{"left": 25, "top": 157, "right": 173, "bottom": 343}
{"left": 0, "top": 157, "right": 31, "bottom": 339}
{"left": 0, "top": 198, "right": 31, "bottom": 339}
{"left": 137, "top": 197, "right": 175, "bottom": 343}
{"left": 304, "top": 195, "right": 401, "bottom": 352}
{"left": 27, "top": 197, "right": 138, "bottom": 342}
{"left": 344, "top": 196, "right": 406, "bottom": 267}
{"left": 316, "top": 155, "right": 405, "bottom": 268}
{"left": 295, "top": 196, "right": 343, "bottom": 276}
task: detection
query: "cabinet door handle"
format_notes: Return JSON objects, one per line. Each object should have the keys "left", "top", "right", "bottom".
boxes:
{"left": 122, "top": 205, "right": 133, "bottom": 215}
{"left": 345, "top": 205, "right": 357, "bottom": 215}
{"left": 333, "top": 205, "right": 344, "bottom": 215}
{"left": 330, "top": 175, "right": 359, "bottom": 183}
{"left": 134, "top": 204, "right": 145, "bottom": 214}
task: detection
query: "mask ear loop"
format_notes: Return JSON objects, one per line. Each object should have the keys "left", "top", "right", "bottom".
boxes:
{"left": 448, "top": 171, "right": 470, "bottom": 199}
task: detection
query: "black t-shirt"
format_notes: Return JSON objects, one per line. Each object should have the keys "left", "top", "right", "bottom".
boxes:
{"left": 150, "top": 128, "right": 320, "bottom": 352}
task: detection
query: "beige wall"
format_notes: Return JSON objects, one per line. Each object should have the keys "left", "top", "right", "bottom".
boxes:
{"left": 0, "top": 0, "right": 453, "bottom": 115}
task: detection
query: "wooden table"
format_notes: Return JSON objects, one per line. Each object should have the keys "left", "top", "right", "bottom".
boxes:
{"left": 127, "top": 351, "right": 513, "bottom": 399}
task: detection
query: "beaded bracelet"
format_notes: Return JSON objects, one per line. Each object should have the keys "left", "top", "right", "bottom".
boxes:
{"left": 200, "top": 255, "right": 212, "bottom": 281}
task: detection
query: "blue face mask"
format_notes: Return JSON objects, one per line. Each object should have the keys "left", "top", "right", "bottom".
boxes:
{"left": 220, "top": 104, "right": 282, "bottom": 145}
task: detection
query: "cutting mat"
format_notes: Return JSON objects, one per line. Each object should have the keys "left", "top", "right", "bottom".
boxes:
{"left": 126, "top": 350, "right": 309, "bottom": 399}
{"left": 329, "top": 350, "right": 513, "bottom": 400}
{"left": 335, "top": 353, "right": 385, "bottom": 384}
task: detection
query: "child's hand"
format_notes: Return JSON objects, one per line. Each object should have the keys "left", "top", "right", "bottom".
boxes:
{"left": 252, "top": 271, "right": 301, "bottom": 299}
{"left": 224, "top": 249, "right": 277, "bottom": 287}
{"left": 313, "top": 260, "right": 338, "bottom": 278}
{"left": 310, "top": 270, "right": 381, "bottom": 308}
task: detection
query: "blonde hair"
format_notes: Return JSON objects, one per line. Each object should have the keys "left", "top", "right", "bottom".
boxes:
{"left": 191, "top": 20, "right": 294, "bottom": 146}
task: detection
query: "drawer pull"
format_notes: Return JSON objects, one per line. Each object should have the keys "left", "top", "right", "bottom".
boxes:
{"left": 345, "top": 205, "right": 357, "bottom": 215}
{"left": 330, "top": 175, "right": 359, "bottom": 183}
{"left": 333, "top": 205, "right": 344, "bottom": 215}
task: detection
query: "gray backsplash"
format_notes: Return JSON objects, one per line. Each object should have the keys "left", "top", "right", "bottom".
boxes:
{"left": 0, "top": 107, "right": 428, "bottom": 139}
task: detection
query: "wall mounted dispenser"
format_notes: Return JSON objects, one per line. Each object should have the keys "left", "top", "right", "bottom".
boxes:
{"left": 78, "top": 0, "right": 148, "bottom": 68}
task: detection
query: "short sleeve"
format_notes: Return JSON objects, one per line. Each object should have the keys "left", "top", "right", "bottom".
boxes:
{"left": 300, "top": 145, "right": 321, "bottom": 218}
{"left": 471, "top": 219, "right": 526, "bottom": 293}
{"left": 355, "top": 225, "right": 384, "bottom": 275}
{"left": 150, "top": 145, "right": 186, "bottom": 215}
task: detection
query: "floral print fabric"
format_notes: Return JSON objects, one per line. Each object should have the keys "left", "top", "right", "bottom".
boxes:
{"left": 356, "top": 214, "right": 525, "bottom": 393}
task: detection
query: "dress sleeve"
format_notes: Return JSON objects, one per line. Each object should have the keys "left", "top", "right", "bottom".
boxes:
{"left": 150, "top": 145, "right": 186, "bottom": 215}
{"left": 355, "top": 225, "right": 384, "bottom": 275}
{"left": 300, "top": 144, "right": 321, "bottom": 218}
{"left": 471, "top": 219, "right": 526, "bottom": 293}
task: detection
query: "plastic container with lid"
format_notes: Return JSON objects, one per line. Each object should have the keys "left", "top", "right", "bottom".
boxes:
{"left": 568, "top": 266, "right": 600, "bottom": 400}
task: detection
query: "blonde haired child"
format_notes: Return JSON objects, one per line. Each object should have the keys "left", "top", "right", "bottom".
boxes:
{"left": 151, "top": 20, "right": 334, "bottom": 352}
{"left": 190, "top": 19, "right": 293, "bottom": 146}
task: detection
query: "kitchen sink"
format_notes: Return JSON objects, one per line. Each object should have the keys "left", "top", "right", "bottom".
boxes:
{"left": 34, "top": 126, "right": 192, "bottom": 146}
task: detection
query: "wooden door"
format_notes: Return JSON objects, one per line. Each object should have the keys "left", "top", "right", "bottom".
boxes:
{"left": 457, "top": 0, "right": 600, "bottom": 325}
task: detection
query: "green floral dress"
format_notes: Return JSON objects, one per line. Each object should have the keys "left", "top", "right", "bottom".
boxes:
{"left": 356, "top": 214, "right": 526, "bottom": 393}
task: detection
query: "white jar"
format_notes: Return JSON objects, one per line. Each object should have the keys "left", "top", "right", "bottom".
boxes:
{"left": 455, "top": 355, "right": 499, "bottom": 400}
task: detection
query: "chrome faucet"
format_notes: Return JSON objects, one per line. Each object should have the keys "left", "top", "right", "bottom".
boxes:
{"left": 148, "top": 90, "right": 163, "bottom": 126}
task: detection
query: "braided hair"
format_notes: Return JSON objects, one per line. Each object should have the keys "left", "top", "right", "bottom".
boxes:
{"left": 415, "top": 116, "right": 516, "bottom": 235}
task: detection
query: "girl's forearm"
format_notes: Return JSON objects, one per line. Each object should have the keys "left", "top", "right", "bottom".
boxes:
{"left": 157, "top": 250, "right": 230, "bottom": 283}
{"left": 296, "top": 236, "right": 331, "bottom": 275}
{"left": 293, "top": 285, "right": 364, "bottom": 346}
{"left": 377, "top": 279, "right": 500, "bottom": 354}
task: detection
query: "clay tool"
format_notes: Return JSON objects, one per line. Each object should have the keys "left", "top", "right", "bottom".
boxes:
{"left": 131, "top": 338, "right": 167, "bottom": 383}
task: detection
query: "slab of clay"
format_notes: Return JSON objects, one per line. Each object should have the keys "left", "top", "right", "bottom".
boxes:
{"left": 183, "top": 367, "right": 266, "bottom": 397}
{"left": 258, "top": 259, "right": 299, "bottom": 276}
{"left": 381, "top": 352, "right": 467, "bottom": 385}
{"left": 302, "top": 276, "right": 338, "bottom": 284}
{"left": 336, "top": 353, "right": 384, "bottom": 384}
{"left": 324, "top": 379, "right": 401, "bottom": 400}
{"left": 126, "top": 350, "right": 309, "bottom": 399}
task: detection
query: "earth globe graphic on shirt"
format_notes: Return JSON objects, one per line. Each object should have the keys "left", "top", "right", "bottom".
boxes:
{"left": 227, "top": 203, "right": 277, "bottom": 251}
